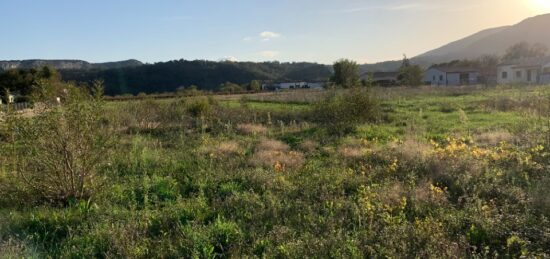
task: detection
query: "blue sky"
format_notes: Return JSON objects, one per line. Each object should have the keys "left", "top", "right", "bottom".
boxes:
{"left": 0, "top": 0, "right": 548, "bottom": 64}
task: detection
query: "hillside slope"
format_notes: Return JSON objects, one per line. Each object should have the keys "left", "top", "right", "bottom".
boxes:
{"left": 0, "top": 59, "right": 143, "bottom": 70}
{"left": 363, "top": 13, "right": 550, "bottom": 72}
{"left": 60, "top": 60, "right": 332, "bottom": 95}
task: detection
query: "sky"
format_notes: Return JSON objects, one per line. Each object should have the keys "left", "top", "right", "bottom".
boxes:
{"left": 0, "top": 0, "right": 549, "bottom": 64}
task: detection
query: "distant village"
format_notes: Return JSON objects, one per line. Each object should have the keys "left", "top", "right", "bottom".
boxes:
{"left": 362, "top": 56, "right": 550, "bottom": 87}
{"left": 258, "top": 55, "right": 550, "bottom": 92}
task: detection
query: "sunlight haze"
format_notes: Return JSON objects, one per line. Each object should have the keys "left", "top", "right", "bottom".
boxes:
{"left": 0, "top": 0, "right": 548, "bottom": 64}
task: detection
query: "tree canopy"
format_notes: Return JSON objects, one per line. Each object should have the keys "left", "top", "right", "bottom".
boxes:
{"left": 398, "top": 55, "right": 423, "bottom": 87}
{"left": 503, "top": 42, "right": 548, "bottom": 61}
{"left": 331, "top": 59, "right": 360, "bottom": 88}
{"left": 0, "top": 66, "right": 60, "bottom": 101}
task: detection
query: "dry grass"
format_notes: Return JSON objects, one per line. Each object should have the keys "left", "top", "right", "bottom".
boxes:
{"left": 338, "top": 146, "right": 367, "bottom": 160}
{"left": 379, "top": 182, "right": 406, "bottom": 207}
{"left": 255, "top": 139, "right": 289, "bottom": 152}
{"left": 199, "top": 140, "right": 244, "bottom": 158}
{"left": 391, "top": 139, "right": 432, "bottom": 162}
{"left": 474, "top": 130, "right": 515, "bottom": 147}
{"left": 338, "top": 138, "right": 371, "bottom": 160}
{"left": 249, "top": 139, "right": 304, "bottom": 171}
{"left": 0, "top": 108, "right": 37, "bottom": 122}
{"left": 413, "top": 181, "right": 448, "bottom": 205}
{"left": 215, "top": 89, "right": 327, "bottom": 104}
{"left": 236, "top": 123, "right": 268, "bottom": 136}
{"left": 298, "top": 140, "right": 319, "bottom": 153}
{"left": 0, "top": 238, "right": 34, "bottom": 258}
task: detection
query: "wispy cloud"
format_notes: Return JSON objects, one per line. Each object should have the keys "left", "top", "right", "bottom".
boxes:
{"left": 243, "top": 31, "right": 282, "bottom": 42}
{"left": 384, "top": 3, "right": 439, "bottom": 11}
{"left": 259, "top": 31, "right": 281, "bottom": 41}
{"left": 259, "top": 50, "right": 279, "bottom": 58}
{"left": 327, "top": 1, "right": 444, "bottom": 14}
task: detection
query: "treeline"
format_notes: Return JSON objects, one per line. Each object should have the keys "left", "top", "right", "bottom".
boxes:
{"left": 0, "top": 66, "right": 60, "bottom": 102}
{"left": 59, "top": 60, "right": 332, "bottom": 95}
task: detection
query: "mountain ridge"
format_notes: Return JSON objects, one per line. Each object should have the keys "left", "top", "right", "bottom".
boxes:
{"left": 361, "top": 13, "right": 550, "bottom": 72}
{"left": 0, "top": 59, "right": 143, "bottom": 71}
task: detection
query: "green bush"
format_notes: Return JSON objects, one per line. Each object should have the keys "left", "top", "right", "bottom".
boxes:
{"left": 312, "top": 88, "right": 379, "bottom": 135}
{"left": 210, "top": 217, "right": 243, "bottom": 256}
{"left": 186, "top": 97, "right": 211, "bottom": 118}
{"left": 148, "top": 176, "right": 180, "bottom": 203}
{"left": 10, "top": 81, "right": 112, "bottom": 205}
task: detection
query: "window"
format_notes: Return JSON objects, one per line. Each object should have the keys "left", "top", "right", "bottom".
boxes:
{"left": 433, "top": 75, "right": 436, "bottom": 81}
{"left": 439, "top": 75, "right": 443, "bottom": 81}
{"left": 516, "top": 71, "right": 522, "bottom": 78}
{"left": 502, "top": 71, "right": 508, "bottom": 79}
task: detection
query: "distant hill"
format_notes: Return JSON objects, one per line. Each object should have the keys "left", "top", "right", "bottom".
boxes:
{"left": 60, "top": 60, "right": 332, "bottom": 95}
{"left": 0, "top": 59, "right": 143, "bottom": 71}
{"left": 0, "top": 58, "right": 331, "bottom": 95}
{"left": 363, "top": 13, "right": 550, "bottom": 72}
{"left": 413, "top": 26, "right": 510, "bottom": 64}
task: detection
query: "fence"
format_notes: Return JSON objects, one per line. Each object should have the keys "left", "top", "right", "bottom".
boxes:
{"left": 1, "top": 102, "right": 30, "bottom": 112}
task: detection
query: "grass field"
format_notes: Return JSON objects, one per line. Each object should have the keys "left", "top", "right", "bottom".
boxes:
{"left": 1, "top": 85, "right": 550, "bottom": 257}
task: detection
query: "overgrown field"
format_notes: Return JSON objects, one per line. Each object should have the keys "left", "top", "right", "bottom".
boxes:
{"left": 1, "top": 85, "right": 550, "bottom": 258}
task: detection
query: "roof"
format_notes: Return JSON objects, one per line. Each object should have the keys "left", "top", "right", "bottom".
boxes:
{"left": 498, "top": 56, "right": 550, "bottom": 68}
{"left": 428, "top": 66, "right": 479, "bottom": 73}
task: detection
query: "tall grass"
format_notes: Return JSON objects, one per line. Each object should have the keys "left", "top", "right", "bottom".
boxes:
{"left": 0, "top": 85, "right": 549, "bottom": 257}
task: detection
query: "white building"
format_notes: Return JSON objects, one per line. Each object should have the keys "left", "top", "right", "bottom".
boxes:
{"left": 425, "top": 67, "right": 479, "bottom": 86}
{"left": 497, "top": 57, "right": 550, "bottom": 85}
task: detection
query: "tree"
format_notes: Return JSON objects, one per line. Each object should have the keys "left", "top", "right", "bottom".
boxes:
{"left": 398, "top": 55, "right": 423, "bottom": 86}
{"left": 331, "top": 59, "right": 360, "bottom": 88}
{"left": 219, "top": 82, "right": 244, "bottom": 93}
{"left": 400, "top": 54, "right": 410, "bottom": 67}
{"left": 176, "top": 85, "right": 202, "bottom": 96}
{"left": 477, "top": 55, "right": 500, "bottom": 85}
{"left": 0, "top": 66, "right": 61, "bottom": 101}
{"left": 361, "top": 72, "right": 374, "bottom": 88}
{"left": 248, "top": 80, "right": 262, "bottom": 92}
{"left": 503, "top": 42, "right": 548, "bottom": 61}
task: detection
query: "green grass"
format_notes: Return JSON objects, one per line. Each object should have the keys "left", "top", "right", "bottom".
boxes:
{"left": 1, "top": 85, "right": 550, "bottom": 258}
{"left": 219, "top": 100, "right": 312, "bottom": 112}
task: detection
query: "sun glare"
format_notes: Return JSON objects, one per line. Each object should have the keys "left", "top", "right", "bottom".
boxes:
{"left": 530, "top": 0, "right": 550, "bottom": 11}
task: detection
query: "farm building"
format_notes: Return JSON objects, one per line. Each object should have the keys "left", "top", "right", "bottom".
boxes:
{"left": 497, "top": 56, "right": 550, "bottom": 85}
{"left": 425, "top": 66, "right": 479, "bottom": 86}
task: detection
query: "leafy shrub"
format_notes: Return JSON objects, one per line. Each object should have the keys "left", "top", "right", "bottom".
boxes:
{"left": 11, "top": 208, "right": 85, "bottom": 255}
{"left": 312, "top": 88, "right": 379, "bottom": 135}
{"left": 186, "top": 97, "right": 211, "bottom": 118}
{"left": 11, "top": 81, "right": 112, "bottom": 204}
{"left": 210, "top": 217, "right": 243, "bottom": 256}
{"left": 148, "top": 176, "right": 180, "bottom": 203}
